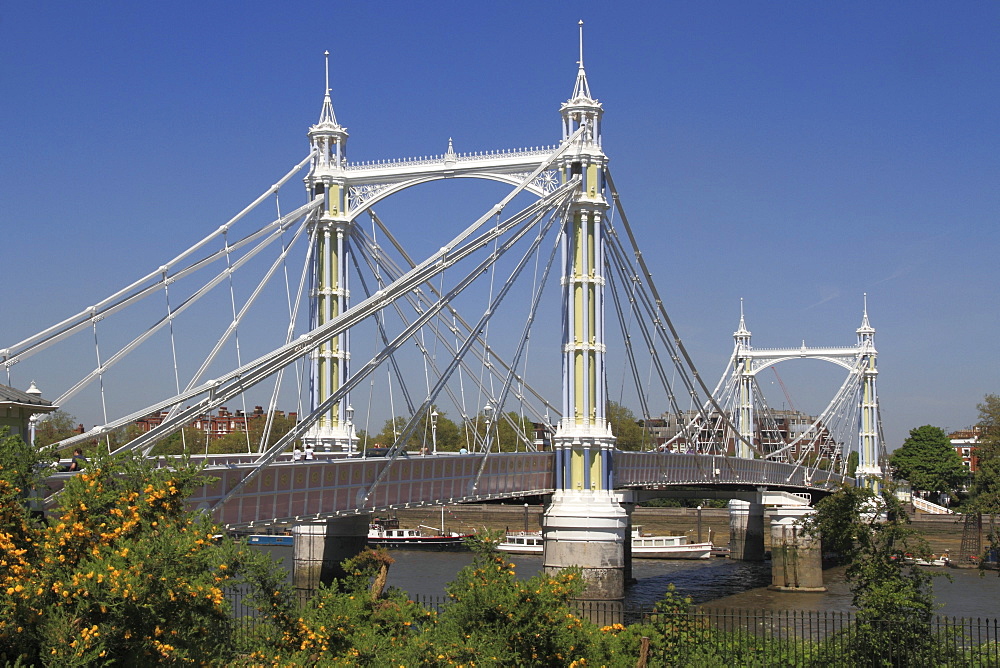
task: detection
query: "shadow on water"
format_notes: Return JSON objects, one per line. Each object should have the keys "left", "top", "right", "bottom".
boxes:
{"left": 626, "top": 559, "right": 772, "bottom": 607}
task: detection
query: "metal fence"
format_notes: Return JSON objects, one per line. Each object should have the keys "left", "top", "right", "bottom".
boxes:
{"left": 227, "top": 590, "right": 1000, "bottom": 666}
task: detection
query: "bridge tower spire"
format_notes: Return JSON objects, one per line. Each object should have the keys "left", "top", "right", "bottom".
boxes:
{"left": 733, "top": 299, "right": 755, "bottom": 458}
{"left": 544, "top": 20, "right": 628, "bottom": 614}
{"left": 855, "top": 293, "right": 881, "bottom": 486}
{"left": 303, "top": 51, "right": 355, "bottom": 452}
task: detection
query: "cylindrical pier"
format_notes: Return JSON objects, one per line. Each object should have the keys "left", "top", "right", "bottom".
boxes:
{"left": 293, "top": 514, "right": 371, "bottom": 602}
{"left": 728, "top": 499, "right": 766, "bottom": 562}
{"left": 769, "top": 507, "right": 825, "bottom": 592}
{"left": 542, "top": 492, "right": 629, "bottom": 624}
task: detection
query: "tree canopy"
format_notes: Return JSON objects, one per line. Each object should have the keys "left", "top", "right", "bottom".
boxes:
{"left": 888, "top": 425, "right": 966, "bottom": 494}
{"left": 971, "top": 394, "right": 1000, "bottom": 517}
{"left": 606, "top": 401, "right": 648, "bottom": 451}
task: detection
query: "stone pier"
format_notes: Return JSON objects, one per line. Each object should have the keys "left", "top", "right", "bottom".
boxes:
{"left": 769, "top": 506, "right": 825, "bottom": 592}
{"left": 293, "top": 514, "right": 370, "bottom": 602}
{"left": 543, "top": 492, "right": 629, "bottom": 624}
{"left": 728, "top": 499, "right": 766, "bottom": 561}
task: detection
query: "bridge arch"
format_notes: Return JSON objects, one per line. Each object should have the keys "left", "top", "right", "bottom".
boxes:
{"left": 346, "top": 171, "right": 552, "bottom": 220}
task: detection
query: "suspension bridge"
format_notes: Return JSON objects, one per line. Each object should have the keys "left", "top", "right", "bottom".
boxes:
{"left": 3, "top": 24, "right": 885, "bottom": 608}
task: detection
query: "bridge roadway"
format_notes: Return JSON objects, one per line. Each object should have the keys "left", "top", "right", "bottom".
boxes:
{"left": 172, "top": 451, "right": 847, "bottom": 528}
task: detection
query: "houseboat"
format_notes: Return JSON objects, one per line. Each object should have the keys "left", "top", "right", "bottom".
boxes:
{"left": 497, "top": 526, "right": 713, "bottom": 560}
{"left": 367, "top": 516, "right": 473, "bottom": 551}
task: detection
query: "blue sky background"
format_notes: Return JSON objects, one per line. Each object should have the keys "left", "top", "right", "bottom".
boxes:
{"left": 1, "top": 2, "right": 998, "bottom": 450}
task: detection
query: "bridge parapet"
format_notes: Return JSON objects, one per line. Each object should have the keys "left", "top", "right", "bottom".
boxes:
{"left": 613, "top": 451, "right": 845, "bottom": 493}
{"left": 193, "top": 452, "right": 554, "bottom": 528}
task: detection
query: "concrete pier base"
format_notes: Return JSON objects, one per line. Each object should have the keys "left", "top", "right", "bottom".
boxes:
{"left": 729, "top": 499, "right": 766, "bottom": 562}
{"left": 293, "top": 514, "right": 370, "bottom": 602}
{"left": 769, "top": 506, "right": 825, "bottom": 592}
{"left": 543, "top": 491, "right": 629, "bottom": 624}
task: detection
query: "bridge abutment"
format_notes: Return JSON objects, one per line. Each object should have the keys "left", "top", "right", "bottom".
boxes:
{"left": 769, "top": 507, "right": 825, "bottom": 592}
{"left": 728, "top": 499, "right": 766, "bottom": 561}
{"left": 542, "top": 491, "right": 629, "bottom": 623}
{"left": 293, "top": 515, "right": 370, "bottom": 602}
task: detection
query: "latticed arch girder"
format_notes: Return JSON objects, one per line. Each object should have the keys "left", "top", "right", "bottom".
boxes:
{"left": 743, "top": 349, "right": 866, "bottom": 374}
{"left": 346, "top": 171, "right": 559, "bottom": 219}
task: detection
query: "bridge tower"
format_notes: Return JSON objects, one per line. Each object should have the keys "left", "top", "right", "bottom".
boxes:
{"left": 855, "top": 295, "right": 881, "bottom": 487}
{"left": 733, "top": 300, "right": 755, "bottom": 459}
{"left": 302, "top": 52, "right": 356, "bottom": 453}
{"left": 543, "top": 22, "right": 629, "bottom": 611}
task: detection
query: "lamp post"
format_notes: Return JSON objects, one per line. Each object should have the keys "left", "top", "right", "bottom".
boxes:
{"left": 524, "top": 502, "right": 529, "bottom": 534}
{"left": 430, "top": 408, "right": 439, "bottom": 456}
{"left": 483, "top": 402, "right": 494, "bottom": 453}
{"left": 697, "top": 505, "right": 703, "bottom": 543}
{"left": 346, "top": 404, "right": 355, "bottom": 453}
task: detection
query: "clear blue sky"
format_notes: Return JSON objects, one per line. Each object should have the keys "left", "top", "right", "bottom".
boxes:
{"left": 2, "top": 2, "right": 998, "bottom": 450}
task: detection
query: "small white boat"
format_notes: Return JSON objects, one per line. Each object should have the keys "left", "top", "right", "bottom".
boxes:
{"left": 496, "top": 531, "right": 543, "bottom": 554}
{"left": 905, "top": 553, "right": 951, "bottom": 567}
{"left": 496, "top": 526, "right": 713, "bottom": 560}
{"left": 631, "top": 527, "right": 713, "bottom": 560}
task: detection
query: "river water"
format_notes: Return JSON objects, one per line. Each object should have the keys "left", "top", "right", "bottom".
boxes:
{"left": 260, "top": 546, "right": 1000, "bottom": 618}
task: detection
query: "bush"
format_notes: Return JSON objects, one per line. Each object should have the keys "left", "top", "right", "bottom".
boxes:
{"left": 0, "top": 433, "right": 281, "bottom": 665}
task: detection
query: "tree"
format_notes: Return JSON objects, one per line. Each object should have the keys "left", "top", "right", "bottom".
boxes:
{"left": 970, "top": 394, "right": 1000, "bottom": 561}
{"left": 810, "top": 484, "right": 946, "bottom": 665}
{"left": 372, "top": 408, "right": 462, "bottom": 452}
{"left": 607, "top": 401, "right": 648, "bottom": 451}
{"left": 970, "top": 397, "right": 1000, "bottom": 512}
{"left": 889, "top": 425, "right": 966, "bottom": 495}
{"left": 32, "top": 409, "right": 80, "bottom": 449}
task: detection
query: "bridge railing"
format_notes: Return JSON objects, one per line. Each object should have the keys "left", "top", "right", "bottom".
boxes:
{"left": 613, "top": 451, "right": 846, "bottom": 491}
{"left": 195, "top": 452, "right": 555, "bottom": 528}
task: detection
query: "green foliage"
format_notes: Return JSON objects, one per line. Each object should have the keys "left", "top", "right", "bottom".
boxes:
{"left": 607, "top": 400, "right": 648, "bottom": 450}
{"left": 0, "top": 447, "right": 283, "bottom": 666}
{"left": 971, "top": 394, "right": 1000, "bottom": 513}
{"left": 889, "top": 425, "right": 967, "bottom": 494}
{"left": 971, "top": 394, "right": 1000, "bottom": 564}
{"left": 847, "top": 450, "right": 859, "bottom": 478}
{"left": 31, "top": 410, "right": 80, "bottom": 449}
{"left": 810, "top": 483, "right": 952, "bottom": 665}
{"left": 434, "top": 535, "right": 591, "bottom": 666}
{"left": 242, "top": 548, "right": 431, "bottom": 665}
{"left": 372, "top": 408, "right": 462, "bottom": 452}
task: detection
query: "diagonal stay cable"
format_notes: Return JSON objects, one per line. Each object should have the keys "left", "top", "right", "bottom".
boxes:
{"left": 52, "top": 199, "right": 321, "bottom": 408}
{"left": 357, "top": 186, "right": 573, "bottom": 507}
{"left": 351, "top": 225, "right": 551, "bottom": 441}
{"left": 210, "top": 182, "right": 578, "bottom": 513}
{"left": 365, "top": 210, "right": 561, "bottom": 422}
{"left": 54, "top": 178, "right": 581, "bottom": 458}
{"left": 3, "top": 153, "right": 315, "bottom": 369}
{"left": 604, "top": 167, "right": 763, "bottom": 460}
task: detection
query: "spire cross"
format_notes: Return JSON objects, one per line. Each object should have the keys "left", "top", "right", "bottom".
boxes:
{"left": 578, "top": 20, "right": 585, "bottom": 68}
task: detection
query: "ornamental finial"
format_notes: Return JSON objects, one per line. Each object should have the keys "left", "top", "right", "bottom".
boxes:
{"left": 570, "top": 20, "right": 593, "bottom": 101}
{"left": 316, "top": 50, "right": 338, "bottom": 127}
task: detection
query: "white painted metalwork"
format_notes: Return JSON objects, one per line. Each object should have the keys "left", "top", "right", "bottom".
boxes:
{"left": 9, "top": 28, "right": 885, "bottom": 530}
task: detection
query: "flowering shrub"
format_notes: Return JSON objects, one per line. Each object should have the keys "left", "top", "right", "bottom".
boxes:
{"left": 0, "top": 432, "right": 280, "bottom": 665}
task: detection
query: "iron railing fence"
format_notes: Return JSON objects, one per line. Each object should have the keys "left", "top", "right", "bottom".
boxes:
{"left": 226, "top": 590, "right": 1000, "bottom": 666}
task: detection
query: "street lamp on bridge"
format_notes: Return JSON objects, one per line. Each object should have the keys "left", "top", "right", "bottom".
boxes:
{"left": 430, "top": 408, "right": 439, "bottom": 456}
